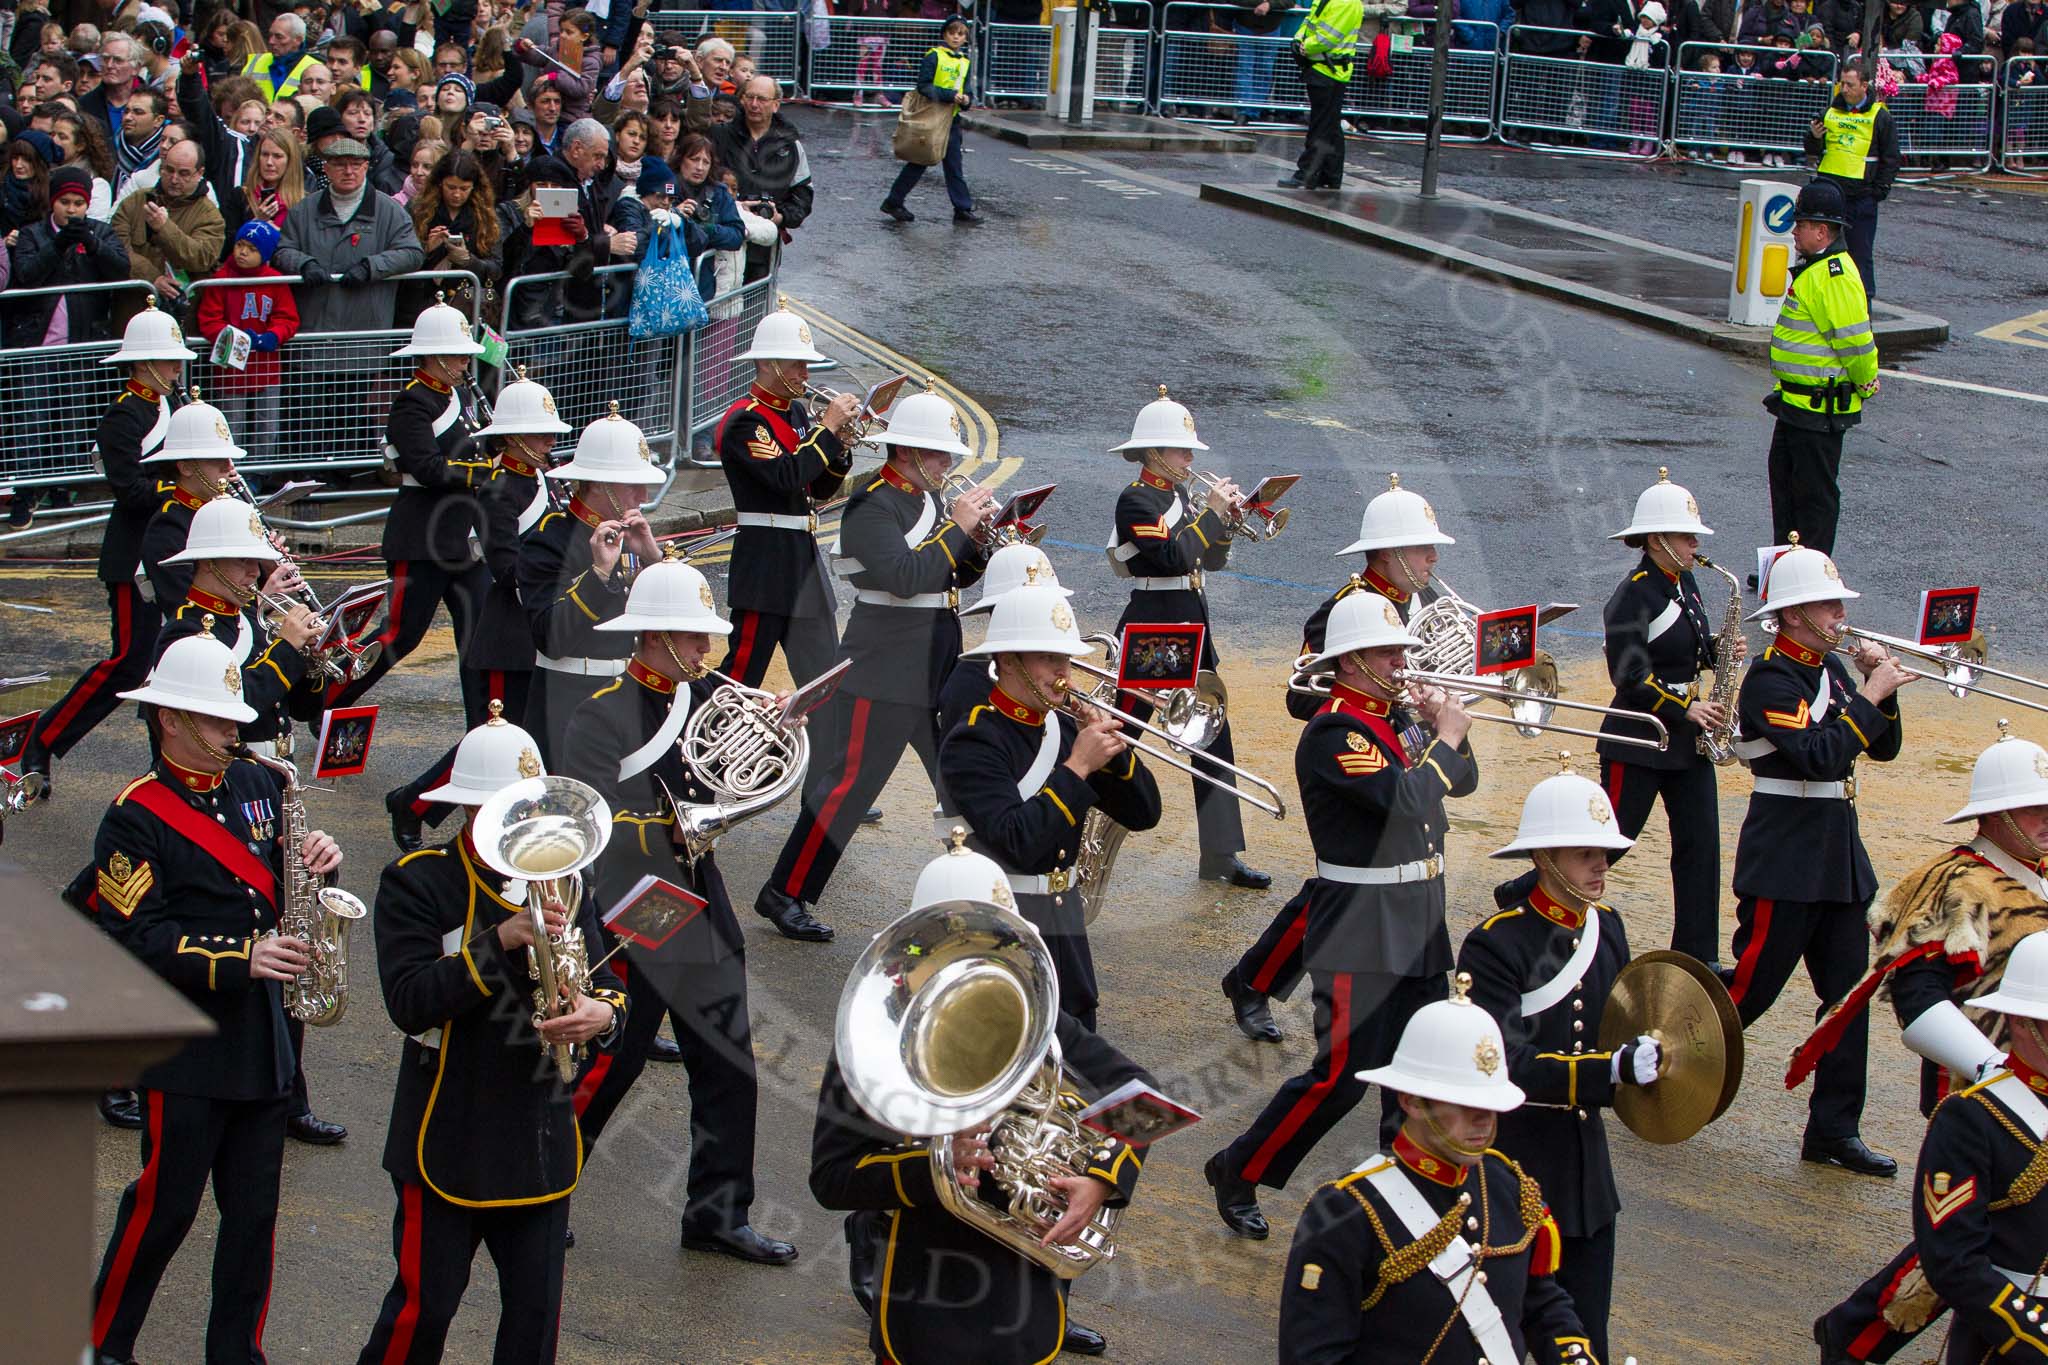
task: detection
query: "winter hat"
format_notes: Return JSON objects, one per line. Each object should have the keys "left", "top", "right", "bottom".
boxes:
{"left": 525, "top": 155, "right": 577, "bottom": 187}
{"left": 436, "top": 71, "right": 475, "bottom": 103}
{"left": 236, "top": 218, "right": 281, "bottom": 263}
{"left": 1640, "top": 1, "right": 1667, "bottom": 21}
{"left": 305, "top": 105, "right": 344, "bottom": 146}
{"left": 636, "top": 158, "right": 678, "bottom": 199}
{"left": 16, "top": 129, "right": 60, "bottom": 167}
{"left": 49, "top": 164, "right": 92, "bottom": 203}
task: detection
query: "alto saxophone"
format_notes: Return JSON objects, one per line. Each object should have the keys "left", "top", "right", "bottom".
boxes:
{"left": 1694, "top": 555, "right": 1745, "bottom": 766}
{"left": 240, "top": 747, "right": 367, "bottom": 1026}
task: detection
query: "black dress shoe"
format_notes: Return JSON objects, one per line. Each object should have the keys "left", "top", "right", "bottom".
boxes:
{"left": 680, "top": 1223, "right": 799, "bottom": 1265}
{"left": 861, "top": 805, "right": 884, "bottom": 825}
{"left": 565, "top": 1226, "right": 576, "bottom": 1249}
{"left": 645, "top": 1033, "right": 683, "bottom": 1063}
{"left": 384, "top": 787, "right": 423, "bottom": 853}
{"left": 287, "top": 1112, "right": 348, "bottom": 1145}
{"left": 1493, "top": 867, "right": 1540, "bottom": 909}
{"left": 1204, "top": 1152, "right": 1269, "bottom": 1239}
{"left": 1801, "top": 1134, "right": 1898, "bottom": 1178}
{"left": 1276, "top": 175, "right": 1306, "bottom": 189}
{"left": 845, "top": 1210, "right": 882, "bottom": 1317}
{"left": 99, "top": 1089, "right": 143, "bottom": 1130}
{"left": 953, "top": 209, "right": 984, "bottom": 224}
{"left": 1221, "top": 968, "right": 1282, "bottom": 1044}
{"left": 1200, "top": 855, "right": 1272, "bottom": 890}
{"left": 95, "top": 1353, "right": 139, "bottom": 1365}
{"left": 1063, "top": 1320, "right": 1108, "bottom": 1355}
{"left": 1813, "top": 1313, "right": 1855, "bottom": 1364}
{"left": 755, "top": 886, "right": 835, "bottom": 942}
{"left": 880, "top": 199, "right": 914, "bottom": 222}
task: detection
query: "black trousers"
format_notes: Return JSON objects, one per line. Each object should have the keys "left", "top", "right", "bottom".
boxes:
{"left": 354, "top": 1177, "right": 569, "bottom": 1365}
{"left": 768, "top": 692, "right": 939, "bottom": 905}
{"left": 28, "top": 580, "right": 159, "bottom": 763}
{"left": 1767, "top": 420, "right": 1845, "bottom": 556}
{"left": 1555, "top": 1222, "right": 1618, "bottom": 1365}
{"left": 1014, "top": 887, "right": 1098, "bottom": 1030}
{"left": 1816, "top": 1242, "right": 1929, "bottom": 1362}
{"left": 1728, "top": 894, "right": 1870, "bottom": 1140}
{"left": 1122, "top": 698, "right": 1246, "bottom": 862}
{"left": 718, "top": 606, "right": 839, "bottom": 690}
{"left": 1219, "top": 970, "right": 1446, "bottom": 1189}
{"left": 1298, "top": 67, "right": 1348, "bottom": 187}
{"left": 886, "top": 118, "right": 974, "bottom": 214}
{"left": 1235, "top": 882, "right": 1311, "bottom": 1002}
{"left": 92, "top": 1089, "right": 289, "bottom": 1364}
{"left": 332, "top": 559, "right": 492, "bottom": 713}
{"left": 391, "top": 669, "right": 534, "bottom": 833}
{"left": 1844, "top": 191, "right": 1880, "bottom": 300}
{"left": 1600, "top": 754, "right": 1723, "bottom": 963}
{"left": 571, "top": 947, "right": 759, "bottom": 1233}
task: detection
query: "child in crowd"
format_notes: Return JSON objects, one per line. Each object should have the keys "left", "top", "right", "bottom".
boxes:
{"left": 1624, "top": 1, "right": 1672, "bottom": 156}
{"left": 1679, "top": 51, "right": 1730, "bottom": 161}
{"left": 2004, "top": 38, "right": 2038, "bottom": 168}
{"left": 195, "top": 220, "right": 299, "bottom": 466}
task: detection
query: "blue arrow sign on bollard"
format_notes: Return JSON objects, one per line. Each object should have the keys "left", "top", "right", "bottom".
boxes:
{"left": 1763, "top": 193, "right": 1796, "bottom": 235}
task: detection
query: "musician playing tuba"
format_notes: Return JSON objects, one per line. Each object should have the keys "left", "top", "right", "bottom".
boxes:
{"left": 556, "top": 559, "right": 801, "bottom": 1267}
{"left": 813, "top": 843, "right": 1155, "bottom": 1363}
{"left": 357, "top": 704, "right": 625, "bottom": 1364}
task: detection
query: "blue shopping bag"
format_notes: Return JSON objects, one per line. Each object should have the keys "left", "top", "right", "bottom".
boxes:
{"left": 628, "top": 222, "right": 711, "bottom": 341}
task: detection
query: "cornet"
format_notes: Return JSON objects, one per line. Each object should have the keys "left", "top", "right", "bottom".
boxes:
{"left": 1288, "top": 661, "right": 1670, "bottom": 751}
{"left": 253, "top": 589, "right": 382, "bottom": 685}
{"left": 939, "top": 473, "right": 1047, "bottom": 550}
{"left": 803, "top": 383, "right": 882, "bottom": 446}
{"left": 1834, "top": 626, "right": 2048, "bottom": 716}
{"left": 1191, "top": 470, "right": 1292, "bottom": 542}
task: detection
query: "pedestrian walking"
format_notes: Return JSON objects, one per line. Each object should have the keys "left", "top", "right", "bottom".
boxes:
{"left": 881, "top": 16, "right": 981, "bottom": 224}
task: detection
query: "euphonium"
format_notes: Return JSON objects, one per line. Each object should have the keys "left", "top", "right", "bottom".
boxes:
{"left": 239, "top": 746, "right": 366, "bottom": 1026}
{"left": 835, "top": 900, "right": 1120, "bottom": 1279}
{"left": 1694, "top": 554, "right": 1745, "bottom": 766}
{"left": 668, "top": 667, "right": 810, "bottom": 862}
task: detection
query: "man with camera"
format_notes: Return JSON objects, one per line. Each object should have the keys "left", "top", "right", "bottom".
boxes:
{"left": 113, "top": 139, "right": 223, "bottom": 320}
{"left": 600, "top": 28, "right": 723, "bottom": 129}
{"left": 712, "top": 76, "right": 813, "bottom": 280}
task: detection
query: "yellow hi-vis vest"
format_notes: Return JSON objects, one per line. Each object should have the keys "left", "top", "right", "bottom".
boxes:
{"left": 928, "top": 46, "right": 970, "bottom": 95}
{"left": 1297, "top": 0, "right": 1363, "bottom": 82}
{"left": 1770, "top": 249, "right": 1878, "bottom": 419}
{"left": 1817, "top": 99, "right": 1884, "bottom": 181}
{"left": 241, "top": 52, "right": 319, "bottom": 103}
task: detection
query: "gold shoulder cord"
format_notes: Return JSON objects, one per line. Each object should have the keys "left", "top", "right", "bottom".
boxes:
{"left": 1970, "top": 1091, "right": 2048, "bottom": 1211}
{"left": 1342, "top": 1183, "right": 1467, "bottom": 1313}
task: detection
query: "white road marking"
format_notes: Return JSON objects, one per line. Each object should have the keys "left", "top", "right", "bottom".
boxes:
{"left": 1882, "top": 368, "right": 2048, "bottom": 405}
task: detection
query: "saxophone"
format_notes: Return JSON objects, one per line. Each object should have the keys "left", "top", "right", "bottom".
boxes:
{"left": 239, "top": 747, "right": 367, "bottom": 1026}
{"left": 1693, "top": 554, "right": 1745, "bottom": 766}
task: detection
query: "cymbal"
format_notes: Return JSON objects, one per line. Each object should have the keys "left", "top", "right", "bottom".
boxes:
{"left": 1598, "top": 950, "right": 1745, "bottom": 1144}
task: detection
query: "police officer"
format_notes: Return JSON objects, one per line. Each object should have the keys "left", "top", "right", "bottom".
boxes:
{"left": 1278, "top": 980, "right": 1596, "bottom": 1364}
{"left": 939, "top": 584, "right": 1163, "bottom": 1030}
{"left": 1277, "top": 0, "right": 1362, "bottom": 190}
{"left": 1727, "top": 539, "right": 1911, "bottom": 1176}
{"left": 560, "top": 561, "right": 798, "bottom": 1267}
{"left": 86, "top": 634, "right": 344, "bottom": 1365}
{"left": 20, "top": 301, "right": 191, "bottom": 791}
{"left": 755, "top": 389, "right": 994, "bottom": 942}
{"left": 1228, "top": 473, "right": 1456, "bottom": 1042}
{"left": 384, "top": 371, "right": 571, "bottom": 851}
{"left": 519, "top": 407, "right": 665, "bottom": 762}
{"left": 1804, "top": 64, "right": 1900, "bottom": 300}
{"left": 716, "top": 305, "right": 860, "bottom": 689}
{"left": 1107, "top": 386, "right": 1266, "bottom": 888}
{"left": 1207, "top": 592, "right": 1476, "bottom": 1240}
{"left": 334, "top": 301, "right": 494, "bottom": 714}
{"left": 356, "top": 707, "right": 628, "bottom": 1365}
{"left": 1816, "top": 932, "right": 2048, "bottom": 1365}
{"left": 1459, "top": 764, "right": 1657, "bottom": 1365}
{"left": 1764, "top": 179, "right": 1880, "bottom": 557}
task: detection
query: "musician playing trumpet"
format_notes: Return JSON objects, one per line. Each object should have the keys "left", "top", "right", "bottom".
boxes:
{"left": 557, "top": 561, "right": 798, "bottom": 1267}
{"left": 138, "top": 398, "right": 307, "bottom": 611}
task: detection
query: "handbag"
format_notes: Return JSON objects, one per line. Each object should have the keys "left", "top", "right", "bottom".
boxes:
{"left": 627, "top": 222, "right": 711, "bottom": 341}
{"left": 892, "top": 89, "right": 953, "bottom": 165}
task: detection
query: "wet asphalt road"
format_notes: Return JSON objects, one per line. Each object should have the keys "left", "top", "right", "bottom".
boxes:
{"left": 7, "top": 112, "right": 2045, "bottom": 1363}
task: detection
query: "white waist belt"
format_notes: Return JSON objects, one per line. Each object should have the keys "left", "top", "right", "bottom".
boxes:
{"left": 854, "top": 588, "right": 953, "bottom": 609}
{"left": 1317, "top": 856, "right": 1443, "bottom": 885}
{"left": 1752, "top": 777, "right": 1848, "bottom": 799}
{"left": 535, "top": 654, "right": 627, "bottom": 676}
{"left": 1006, "top": 867, "right": 1074, "bottom": 896}
{"left": 1129, "top": 575, "right": 1194, "bottom": 591}
{"left": 1999, "top": 1265, "right": 2044, "bottom": 1294}
{"left": 399, "top": 473, "right": 424, "bottom": 488}
{"left": 736, "top": 511, "right": 815, "bottom": 531}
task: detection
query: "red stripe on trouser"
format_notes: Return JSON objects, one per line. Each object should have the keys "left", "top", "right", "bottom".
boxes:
{"left": 1603, "top": 759, "right": 1628, "bottom": 811}
{"left": 1242, "top": 973, "right": 1353, "bottom": 1182}
{"left": 380, "top": 1182, "right": 426, "bottom": 1365}
{"left": 1248, "top": 907, "right": 1307, "bottom": 994}
{"left": 93, "top": 1089, "right": 164, "bottom": 1346}
{"left": 1728, "top": 898, "right": 1774, "bottom": 1006}
{"left": 783, "top": 697, "right": 873, "bottom": 896}
{"left": 331, "top": 564, "right": 410, "bottom": 706}
{"left": 487, "top": 671, "right": 505, "bottom": 703}
{"left": 1846, "top": 1254, "right": 1920, "bottom": 1358}
{"left": 40, "top": 585, "right": 133, "bottom": 745}
{"left": 572, "top": 957, "right": 630, "bottom": 1116}
{"left": 725, "top": 611, "right": 762, "bottom": 685}
{"left": 407, "top": 753, "right": 453, "bottom": 817}
{"left": 254, "top": 1226, "right": 275, "bottom": 1349}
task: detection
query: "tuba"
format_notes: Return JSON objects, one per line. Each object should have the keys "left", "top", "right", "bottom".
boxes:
{"left": 239, "top": 746, "right": 366, "bottom": 1026}
{"left": 835, "top": 901, "right": 1120, "bottom": 1279}
{"left": 668, "top": 669, "right": 810, "bottom": 862}
{"left": 472, "top": 775, "right": 612, "bottom": 1082}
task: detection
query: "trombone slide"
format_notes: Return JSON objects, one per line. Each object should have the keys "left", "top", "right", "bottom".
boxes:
{"left": 1057, "top": 676, "right": 1287, "bottom": 819}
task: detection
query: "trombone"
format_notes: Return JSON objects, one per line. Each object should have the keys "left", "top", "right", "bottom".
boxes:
{"left": 1836, "top": 626, "right": 2048, "bottom": 716}
{"left": 1191, "top": 470, "right": 1292, "bottom": 542}
{"left": 1055, "top": 669, "right": 1287, "bottom": 820}
{"left": 1288, "top": 660, "right": 1670, "bottom": 752}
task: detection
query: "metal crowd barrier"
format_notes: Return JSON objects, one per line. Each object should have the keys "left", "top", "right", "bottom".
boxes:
{"left": 1878, "top": 50, "right": 1998, "bottom": 177}
{"left": 497, "top": 262, "right": 681, "bottom": 454}
{"left": 983, "top": 5, "right": 1155, "bottom": 111}
{"left": 1499, "top": 27, "right": 1668, "bottom": 159}
{"left": 1670, "top": 41, "right": 1836, "bottom": 162}
{"left": 0, "top": 281, "right": 161, "bottom": 500}
{"left": 647, "top": 8, "right": 803, "bottom": 90}
{"left": 2000, "top": 56, "right": 2048, "bottom": 174}
{"left": 805, "top": 15, "right": 950, "bottom": 106}
{"left": 679, "top": 255, "right": 785, "bottom": 454}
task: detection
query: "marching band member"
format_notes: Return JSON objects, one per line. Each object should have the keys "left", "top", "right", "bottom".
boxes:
{"left": 1458, "top": 763, "right": 1652, "bottom": 1364}
{"left": 1816, "top": 933, "right": 2048, "bottom": 1365}
{"left": 137, "top": 398, "right": 288, "bottom": 610}
{"left": 558, "top": 561, "right": 797, "bottom": 1267}
{"left": 356, "top": 705, "right": 627, "bottom": 1365}
{"left": 1107, "top": 385, "right": 1267, "bottom": 889}
{"left": 938, "top": 584, "right": 1162, "bottom": 1029}
{"left": 716, "top": 305, "right": 860, "bottom": 689}
{"left": 332, "top": 300, "right": 494, "bottom": 713}
{"left": 519, "top": 407, "right": 665, "bottom": 762}
{"left": 1230, "top": 473, "right": 1455, "bottom": 1042}
{"left": 940, "top": 542, "right": 1072, "bottom": 733}
{"left": 754, "top": 388, "right": 993, "bottom": 943}
{"left": 384, "top": 371, "right": 570, "bottom": 851}
{"left": 1279, "top": 978, "right": 1595, "bottom": 1364}
{"left": 85, "top": 634, "right": 344, "bottom": 1365}
{"left": 1207, "top": 592, "right": 1475, "bottom": 1241}
{"left": 1727, "top": 538, "right": 1911, "bottom": 1177}
{"left": 20, "top": 301, "right": 192, "bottom": 791}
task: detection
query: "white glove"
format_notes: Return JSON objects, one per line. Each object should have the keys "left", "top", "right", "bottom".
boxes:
{"left": 1611, "top": 1034, "right": 1661, "bottom": 1086}
{"left": 650, "top": 208, "right": 681, "bottom": 228}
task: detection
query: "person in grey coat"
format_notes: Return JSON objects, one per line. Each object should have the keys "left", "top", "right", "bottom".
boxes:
{"left": 271, "top": 137, "right": 424, "bottom": 334}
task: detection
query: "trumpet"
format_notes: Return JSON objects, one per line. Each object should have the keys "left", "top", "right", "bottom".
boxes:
{"left": 253, "top": 589, "right": 382, "bottom": 685}
{"left": 804, "top": 383, "right": 882, "bottom": 446}
{"left": 1191, "top": 470, "right": 1291, "bottom": 542}
{"left": 1054, "top": 670, "right": 1287, "bottom": 819}
{"left": 1288, "top": 661, "right": 1670, "bottom": 751}
{"left": 1834, "top": 626, "right": 2048, "bottom": 716}
{"left": 939, "top": 473, "right": 1046, "bottom": 549}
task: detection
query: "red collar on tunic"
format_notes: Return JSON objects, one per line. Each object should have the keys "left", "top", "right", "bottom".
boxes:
{"left": 1138, "top": 469, "right": 1173, "bottom": 491}
{"left": 413, "top": 369, "right": 453, "bottom": 394}
{"left": 748, "top": 383, "right": 792, "bottom": 411}
{"left": 1393, "top": 1129, "right": 1468, "bottom": 1188}
{"left": 1362, "top": 568, "right": 1411, "bottom": 605}
{"left": 171, "top": 486, "right": 209, "bottom": 511}
{"left": 126, "top": 379, "right": 161, "bottom": 402}
{"left": 627, "top": 658, "right": 677, "bottom": 694}
{"left": 878, "top": 463, "right": 922, "bottom": 495}
{"left": 1328, "top": 682, "right": 1392, "bottom": 718}
{"left": 988, "top": 684, "right": 1045, "bottom": 726}
{"left": 161, "top": 753, "right": 225, "bottom": 793}
{"left": 2010, "top": 1054, "right": 2048, "bottom": 1095}
{"left": 568, "top": 496, "right": 606, "bottom": 530}
{"left": 1770, "top": 635, "right": 1826, "bottom": 668}
{"left": 184, "top": 585, "right": 239, "bottom": 617}
{"left": 498, "top": 450, "right": 543, "bottom": 478}
{"left": 1529, "top": 883, "right": 1587, "bottom": 931}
